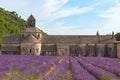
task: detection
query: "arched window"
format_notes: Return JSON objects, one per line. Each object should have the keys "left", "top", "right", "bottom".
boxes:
{"left": 38, "top": 34, "right": 40, "bottom": 37}
{"left": 30, "top": 20, "right": 34, "bottom": 26}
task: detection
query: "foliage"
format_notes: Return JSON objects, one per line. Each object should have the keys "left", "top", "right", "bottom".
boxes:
{"left": 115, "top": 32, "right": 120, "bottom": 41}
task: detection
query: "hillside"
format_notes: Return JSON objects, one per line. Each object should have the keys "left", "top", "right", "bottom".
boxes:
{"left": 0, "top": 8, "right": 46, "bottom": 49}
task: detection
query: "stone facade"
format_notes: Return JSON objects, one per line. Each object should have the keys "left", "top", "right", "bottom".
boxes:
{"left": 116, "top": 42, "right": 120, "bottom": 58}
{"left": 1, "top": 15, "right": 119, "bottom": 57}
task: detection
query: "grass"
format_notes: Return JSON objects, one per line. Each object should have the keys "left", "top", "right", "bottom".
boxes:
{"left": 68, "top": 56, "right": 72, "bottom": 80}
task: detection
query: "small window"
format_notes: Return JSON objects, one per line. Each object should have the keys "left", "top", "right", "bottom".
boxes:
{"left": 30, "top": 49, "right": 32, "bottom": 53}
{"left": 22, "top": 34, "right": 24, "bottom": 38}
{"left": 38, "top": 34, "right": 40, "bottom": 39}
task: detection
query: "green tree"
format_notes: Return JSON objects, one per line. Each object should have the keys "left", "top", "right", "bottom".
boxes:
{"left": 115, "top": 32, "right": 120, "bottom": 41}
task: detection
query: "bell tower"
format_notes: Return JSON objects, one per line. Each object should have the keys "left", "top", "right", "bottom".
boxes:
{"left": 27, "top": 15, "right": 36, "bottom": 28}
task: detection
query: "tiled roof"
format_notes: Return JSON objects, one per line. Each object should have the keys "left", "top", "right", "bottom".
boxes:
{"left": 22, "top": 27, "right": 41, "bottom": 33}
{"left": 2, "top": 34, "right": 20, "bottom": 43}
{"left": 21, "top": 34, "right": 40, "bottom": 43}
{"left": 42, "top": 35, "right": 115, "bottom": 44}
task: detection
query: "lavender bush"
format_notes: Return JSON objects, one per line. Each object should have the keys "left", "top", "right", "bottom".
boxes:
{"left": 0, "top": 55, "right": 61, "bottom": 80}
{"left": 43, "top": 56, "right": 68, "bottom": 80}
{"left": 70, "top": 57, "right": 96, "bottom": 80}
{"left": 0, "top": 55, "right": 120, "bottom": 80}
{"left": 77, "top": 57, "right": 120, "bottom": 80}
{"left": 81, "top": 56, "right": 120, "bottom": 77}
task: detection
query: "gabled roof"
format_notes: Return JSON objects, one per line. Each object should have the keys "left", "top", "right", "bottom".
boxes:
{"left": 21, "top": 34, "right": 40, "bottom": 43}
{"left": 27, "top": 15, "right": 35, "bottom": 21}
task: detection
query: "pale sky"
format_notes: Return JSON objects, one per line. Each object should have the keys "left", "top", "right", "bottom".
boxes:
{"left": 0, "top": 0, "right": 120, "bottom": 35}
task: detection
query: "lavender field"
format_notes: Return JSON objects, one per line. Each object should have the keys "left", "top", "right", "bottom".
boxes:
{"left": 0, "top": 55, "right": 120, "bottom": 80}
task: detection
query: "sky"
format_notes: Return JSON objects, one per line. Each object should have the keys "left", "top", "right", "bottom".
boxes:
{"left": 0, "top": 0, "right": 120, "bottom": 35}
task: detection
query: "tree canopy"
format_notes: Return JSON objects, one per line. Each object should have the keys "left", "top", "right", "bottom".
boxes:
{"left": 115, "top": 32, "right": 120, "bottom": 41}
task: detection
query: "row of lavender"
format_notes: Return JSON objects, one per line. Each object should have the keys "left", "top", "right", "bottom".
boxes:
{"left": 70, "top": 56, "right": 120, "bottom": 80}
{"left": 70, "top": 57, "right": 96, "bottom": 80}
{"left": 43, "top": 56, "right": 68, "bottom": 80}
{"left": 0, "top": 55, "right": 120, "bottom": 80}
{"left": 0, "top": 55, "right": 63, "bottom": 80}
{"left": 80, "top": 57, "right": 120, "bottom": 78}
{"left": 77, "top": 57, "right": 119, "bottom": 80}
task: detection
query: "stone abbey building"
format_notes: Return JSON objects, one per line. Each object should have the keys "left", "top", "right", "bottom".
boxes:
{"left": 2, "top": 15, "right": 120, "bottom": 57}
